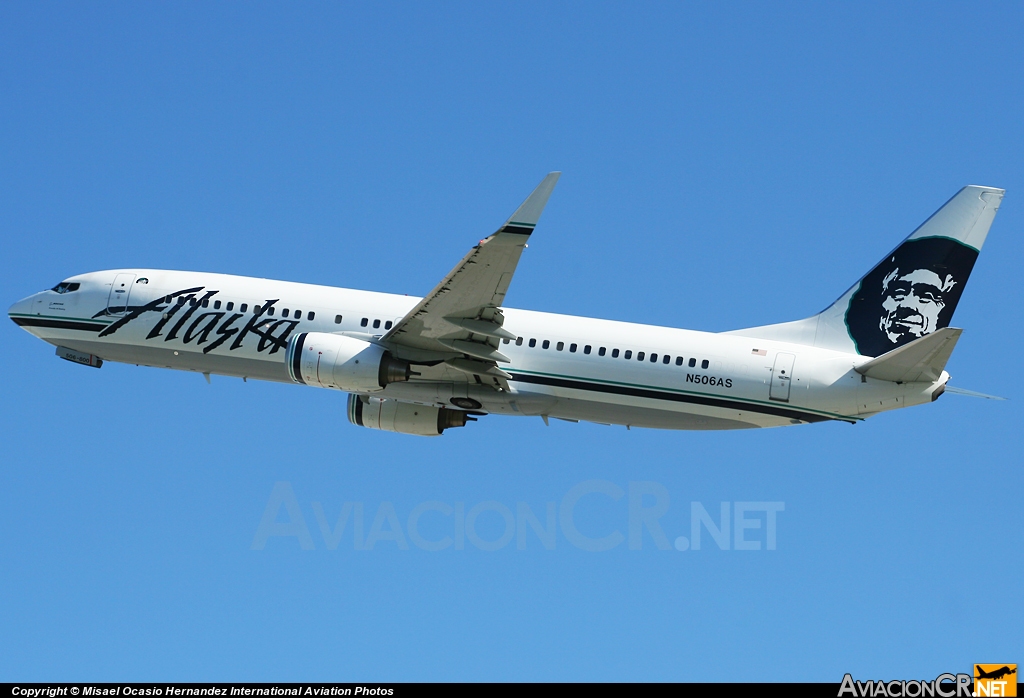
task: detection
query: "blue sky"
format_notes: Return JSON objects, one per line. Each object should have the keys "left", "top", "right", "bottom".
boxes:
{"left": 2, "top": 2, "right": 1021, "bottom": 682}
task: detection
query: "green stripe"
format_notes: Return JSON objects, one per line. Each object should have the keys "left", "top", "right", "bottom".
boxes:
{"left": 507, "top": 367, "right": 860, "bottom": 422}
{"left": 9, "top": 312, "right": 112, "bottom": 325}
{"left": 907, "top": 234, "right": 981, "bottom": 254}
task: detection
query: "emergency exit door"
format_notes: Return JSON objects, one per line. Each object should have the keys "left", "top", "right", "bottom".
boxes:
{"left": 770, "top": 353, "right": 796, "bottom": 402}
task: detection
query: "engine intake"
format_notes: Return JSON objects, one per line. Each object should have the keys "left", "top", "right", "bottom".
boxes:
{"left": 286, "top": 332, "right": 411, "bottom": 392}
{"left": 347, "top": 395, "right": 474, "bottom": 436}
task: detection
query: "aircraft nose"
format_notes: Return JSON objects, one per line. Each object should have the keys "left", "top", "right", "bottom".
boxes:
{"left": 9, "top": 294, "right": 36, "bottom": 325}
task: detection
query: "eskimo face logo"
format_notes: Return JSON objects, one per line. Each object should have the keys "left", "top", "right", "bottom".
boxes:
{"left": 845, "top": 237, "right": 978, "bottom": 357}
{"left": 879, "top": 267, "right": 956, "bottom": 343}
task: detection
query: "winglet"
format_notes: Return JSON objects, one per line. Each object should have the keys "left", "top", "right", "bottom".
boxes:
{"left": 499, "top": 172, "right": 561, "bottom": 234}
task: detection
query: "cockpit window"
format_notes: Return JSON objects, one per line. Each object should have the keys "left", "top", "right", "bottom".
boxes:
{"left": 51, "top": 282, "right": 80, "bottom": 294}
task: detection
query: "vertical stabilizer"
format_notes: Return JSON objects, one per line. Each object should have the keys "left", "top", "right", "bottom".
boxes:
{"left": 727, "top": 186, "right": 1004, "bottom": 356}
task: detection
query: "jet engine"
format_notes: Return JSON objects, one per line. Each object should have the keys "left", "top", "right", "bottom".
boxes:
{"left": 286, "top": 332, "right": 412, "bottom": 392}
{"left": 347, "top": 394, "right": 474, "bottom": 436}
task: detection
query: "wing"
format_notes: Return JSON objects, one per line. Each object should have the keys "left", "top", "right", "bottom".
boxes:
{"left": 382, "top": 172, "right": 560, "bottom": 386}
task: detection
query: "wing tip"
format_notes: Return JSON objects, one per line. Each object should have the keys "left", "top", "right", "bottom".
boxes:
{"left": 503, "top": 172, "right": 562, "bottom": 229}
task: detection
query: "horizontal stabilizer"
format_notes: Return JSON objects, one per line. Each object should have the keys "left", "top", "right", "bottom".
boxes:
{"left": 855, "top": 327, "right": 961, "bottom": 383}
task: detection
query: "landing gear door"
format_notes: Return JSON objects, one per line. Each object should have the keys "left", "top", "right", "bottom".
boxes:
{"left": 107, "top": 273, "right": 136, "bottom": 315}
{"left": 770, "top": 352, "right": 796, "bottom": 402}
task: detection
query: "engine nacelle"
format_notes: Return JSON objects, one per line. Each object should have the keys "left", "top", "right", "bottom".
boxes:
{"left": 286, "top": 332, "right": 411, "bottom": 392}
{"left": 347, "top": 395, "right": 474, "bottom": 436}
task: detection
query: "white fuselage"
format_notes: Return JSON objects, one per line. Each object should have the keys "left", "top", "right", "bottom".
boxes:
{"left": 9, "top": 269, "right": 946, "bottom": 430}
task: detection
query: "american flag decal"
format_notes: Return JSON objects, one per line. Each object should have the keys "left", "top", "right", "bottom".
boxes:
{"left": 752, "top": 348, "right": 767, "bottom": 356}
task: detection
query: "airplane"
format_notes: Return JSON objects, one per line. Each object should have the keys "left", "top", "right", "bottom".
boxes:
{"left": 974, "top": 663, "right": 1015, "bottom": 679}
{"left": 975, "top": 666, "right": 1016, "bottom": 681}
{"left": 8, "top": 174, "right": 1005, "bottom": 435}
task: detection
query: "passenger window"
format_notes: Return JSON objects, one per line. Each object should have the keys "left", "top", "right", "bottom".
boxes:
{"left": 503, "top": 338, "right": 510, "bottom": 344}
{"left": 240, "top": 304, "right": 248, "bottom": 313}
{"left": 701, "top": 359, "right": 709, "bottom": 369}
{"left": 663, "top": 355, "right": 670, "bottom": 364}
{"left": 177, "top": 297, "right": 185, "bottom": 306}
{"left": 227, "top": 302, "right": 234, "bottom": 311}
{"left": 308, "top": 311, "right": 315, "bottom": 321}
{"left": 611, "top": 348, "right": 619, "bottom": 358}
{"left": 542, "top": 340, "right": 550, "bottom": 349}
{"left": 254, "top": 305, "right": 262, "bottom": 314}
{"left": 636, "top": 351, "right": 644, "bottom": 361}
{"left": 570, "top": 343, "right": 577, "bottom": 353}
{"left": 384, "top": 320, "right": 392, "bottom": 330}
{"left": 624, "top": 350, "right": 632, "bottom": 359}
{"left": 675, "top": 356, "right": 683, "bottom": 366}
{"left": 189, "top": 298, "right": 197, "bottom": 307}
{"left": 556, "top": 341, "right": 564, "bottom": 351}
{"left": 268, "top": 307, "right": 275, "bottom": 316}
{"left": 529, "top": 338, "right": 537, "bottom": 348}
{"left": 214, "top": 300, "right": 221, "bottom": 310}
{"left": 335, "top": 315, "right": 343, "bottom": 324}
{"left": 373, "top": 319, "right": 381, "bottom": 329}
{"left": 361, "top": 318, "right": 368, "bottom": 327}
{"left": 599, "top": 347, "right": 606, "bottom": 356}
{"left": 282, "top": 308, "right": 289, "bottom": 317}
{"left": 516, "top": 337, "right": 523, "bottom": 346}
{"left": 202, "top": 299, "right": 210, "bottom": 308}
{"left": 688, "top": 358, "right": 696, "bottom": 368}
{"left": 650, "top": 353, "right": 658, "bottom": 363}
{"left": 584, "top": 345, "right": 591, "bottom": 354}
{"left": 294, "top": 310, "right": 301, "bottom": 319}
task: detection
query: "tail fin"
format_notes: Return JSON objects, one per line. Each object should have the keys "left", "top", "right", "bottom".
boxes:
{"left": 728, "top": 185, "right": 1004, "bottom": 356}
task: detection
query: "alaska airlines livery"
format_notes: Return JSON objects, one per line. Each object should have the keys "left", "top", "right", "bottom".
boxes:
{"left": 9, "top": 175, "right": 1004, "bottom": 435}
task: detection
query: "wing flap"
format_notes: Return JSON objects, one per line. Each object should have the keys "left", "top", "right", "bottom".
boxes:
{"left": 445, "top": 317, "right": 518, "bottom": 341}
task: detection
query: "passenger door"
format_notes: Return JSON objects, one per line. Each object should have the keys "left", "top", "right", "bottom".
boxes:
{"left": 106, "top": 273, "right": 136, "bottom": 315}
